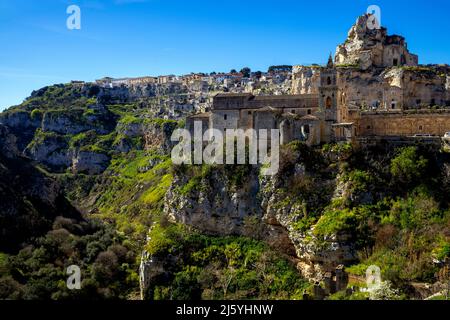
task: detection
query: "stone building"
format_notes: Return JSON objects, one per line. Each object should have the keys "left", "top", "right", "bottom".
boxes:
{"left": 187, "top": 14, "right": 450, "bottom": 146}
{"left": 188, "top": 93, "right": 323, "bottom": 145}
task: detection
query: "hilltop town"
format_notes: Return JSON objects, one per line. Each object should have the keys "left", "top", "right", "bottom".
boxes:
{"left": 69, "top": 14, "right": 450, "bottom": 148}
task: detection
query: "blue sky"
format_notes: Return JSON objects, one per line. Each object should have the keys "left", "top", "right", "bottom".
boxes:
{"left": 0, "top": 0, "right": 449, "bottom": 110}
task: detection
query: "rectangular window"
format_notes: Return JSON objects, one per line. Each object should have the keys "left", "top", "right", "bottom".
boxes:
{"left": 224, "top": 114, "right": 227, "bottom": 120}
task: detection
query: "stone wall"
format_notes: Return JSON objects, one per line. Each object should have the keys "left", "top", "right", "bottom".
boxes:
{"left": 357, "top": 111, "right": 450, "bottom": 137}
{"left": 280, "top": 115, "right": 321, "bottom": 145}
{"left": 213, "top": 94, "right": 253, "bottom": 110}
{"left": 212, "top": 93, "right": 319, "bottom": 111}
{"left": 210, "top": 110, "right": 240, "bottom": 133}
{"left": 238, "top": 109, "right": 254, "bottom": 130}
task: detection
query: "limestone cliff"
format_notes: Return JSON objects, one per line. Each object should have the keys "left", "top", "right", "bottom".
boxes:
{"left": 0, "top": 124, "right": 82, "bottom": 252}
{"left": 335, "top": 14, "right": 418, "bottom": 70}
{"left": 291, "top": 66, "right": 321, "bottom": 95}
{"left": 140, "top": 143, "right": 360, "bottom": 292}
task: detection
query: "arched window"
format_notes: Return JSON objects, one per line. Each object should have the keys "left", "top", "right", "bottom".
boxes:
{"left": 326, "top": 97, "right": 332, "bottom": 109}
{"left": 327, "top": 77, "right": 332, "bottom": 85}
{"left": 303, "top": 125, "right": 310, "bottom": 134}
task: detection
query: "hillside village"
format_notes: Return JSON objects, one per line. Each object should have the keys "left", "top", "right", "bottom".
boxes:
{"left": 70, "top": 14, "right": 450, "bottom": 148}
{"left": 82, "top": 65, "right": 293, "bottom": 119}
{"left": 1, "top": 13, "right": 450, "bottom": 301}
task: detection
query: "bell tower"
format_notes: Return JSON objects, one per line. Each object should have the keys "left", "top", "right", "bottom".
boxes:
{"left": 319, "top": 54, "right": 338, "bottom": 119}
{"left": 319, "top": 54, "right": 338, "bottom": 142}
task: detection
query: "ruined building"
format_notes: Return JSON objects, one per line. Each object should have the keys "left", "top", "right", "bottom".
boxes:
{"left": 187, "top": 14, "right": 450, "bottom": 145}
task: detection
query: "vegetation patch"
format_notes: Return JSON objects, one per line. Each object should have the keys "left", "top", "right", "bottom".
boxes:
{"left": 145, "top": 221, "right": 309, "bottom": 300}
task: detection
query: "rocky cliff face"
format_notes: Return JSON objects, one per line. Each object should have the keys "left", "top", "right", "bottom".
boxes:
{"left": 0, "top": 80, "right": 201, "bottom": 178}
{"left": 165, "top": 166, "right": 262, "bottom": 235}
{"left": 71, "top": 151, "right": 110, "bottom": 175}
{"left": 23, "top": 131, "right": 72, "bottom": 168}
{"left": 0, "top": 110, "right": 41, "bottom": 151}
{"left": 335, "top": 65, "right": 450, "bottom": 113}
{"left": 291, "top": 66, "right": 321, "bottom": 95}
{"left": 0, "top": 124, "right": 82, "bottom": 252}
{"left": 259, "top": 174, "right": 357, "bottom": 281}
{"left": 156, "top": 144, "right": 358, "bottom": 286}
{"left": 335, "top": 14, "right": 418, "bottom": 70}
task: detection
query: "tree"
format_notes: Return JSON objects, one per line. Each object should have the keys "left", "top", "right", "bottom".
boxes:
{"left": 214, "top": 266, "right": 236, "bottom": 299}
{"left": 268, "top": 65, "right": 292, "bottom": 73}
{"left": 230, "top": 69, "right": 237, "bottom": 74}
{"left": 240, "top": 67, "right": 251, "bottom": 78}
{"left": 390, "top": 146, "right": 428, "bottom": 186}
{"left": 254, "top": 71, "right": 262, "bottom": 79}
{"left": 92, "top": 250, "right": 119, "bottom": 284}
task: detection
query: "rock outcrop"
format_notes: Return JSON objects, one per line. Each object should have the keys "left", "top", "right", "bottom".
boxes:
{"left": 23, "top": 132, "right": 72, "bottom": 168}
{"left": 0, "top": 125, "right": 82, "bottom": 252}
{"left": 292, "top": 66, "right": 321, "bottom": 95}
{"left": 161, "top": 148, "right": 357, "bottom": 283}
{"left": 71, "top": 151, "right": 110, "bottom": 175}
{"left": 335, "top": 14, "right": 418, "bottom": 70}
{"left": 0, "top": 110, "right": 40, "bottom": 150}
{"left": 164, "top": 167, "right": 262, "bottom": 235}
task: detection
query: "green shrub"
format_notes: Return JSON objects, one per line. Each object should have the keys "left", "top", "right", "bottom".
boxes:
{"left": 0, "top": 219, "right": 137, "bottom": 300}
{"left": 119, "top": 115, "right": 141, "bottom": 125}
{"left": 390, "top": 147, "right": 428, "bottom": 186}
{"left": 433, "top": 238, "right": 450, "bottom": 261}
{"left": 314, "top": 208, "right": 357, "bottom": 238}
{"left": 144, "top": 226, "right": 308, "bottom": 300}
{"left": 145, "top": 223, "right": 187, "bottom": 256}
{"left": 30, "top": 109, "right": 43, "bottom": 120}
{"left": 386, "top": 188, "right": 440, "bottom": 230}
{"left": 344, "top": 169, "right": 373, "bottom": 193}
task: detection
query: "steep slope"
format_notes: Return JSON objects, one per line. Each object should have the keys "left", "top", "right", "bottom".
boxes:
{"left": 1, "top": 80, "right": 450, "bottom": 300}
{"left": 142, "top": 141, "right": 450, "bottom": 299}
{"left": 0, "top": 125, "right": 81, "bottom": 252}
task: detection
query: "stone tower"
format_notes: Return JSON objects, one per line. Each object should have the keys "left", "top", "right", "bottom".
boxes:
{"left": 319, "top": 55, "right": 338, "bottom": 141}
